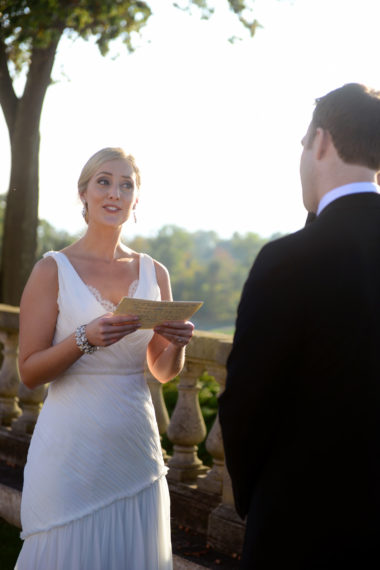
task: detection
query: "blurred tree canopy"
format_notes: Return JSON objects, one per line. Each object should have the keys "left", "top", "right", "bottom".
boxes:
{"left": 128, "top": 224, "right": 274, "bottom": 330}
{"left": 0, "top": 198, "right": 277, "bottom": 328}
{"left": 0, "top": 194, "right": 76, "bottom": 261}
{"left": 0, "top": 0, "right": 260, "bottom": 305}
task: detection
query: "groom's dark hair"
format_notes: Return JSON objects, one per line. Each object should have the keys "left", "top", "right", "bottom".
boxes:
{"left": 307, "top": 83, "right": 380, "bottom": 170}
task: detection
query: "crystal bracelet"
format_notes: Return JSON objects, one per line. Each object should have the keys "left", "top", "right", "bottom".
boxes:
{"left": 75, "top": 325, "right": 98, "bottom": 354}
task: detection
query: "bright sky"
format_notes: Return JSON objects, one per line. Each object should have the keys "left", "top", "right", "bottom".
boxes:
{"left": 1, "top": 0, "right": 380, "bottom": 239}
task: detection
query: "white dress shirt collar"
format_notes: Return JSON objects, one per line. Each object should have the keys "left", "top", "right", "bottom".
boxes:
{"left": 317, "top": 182, "right": 379, "bottom": 216}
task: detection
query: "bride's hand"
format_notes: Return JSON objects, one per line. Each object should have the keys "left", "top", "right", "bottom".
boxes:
{"left": 84, "top": 313, "right": 141, "bottom": 347}
{"left": 153, "top": 320, "right": 194, "bottom": 348}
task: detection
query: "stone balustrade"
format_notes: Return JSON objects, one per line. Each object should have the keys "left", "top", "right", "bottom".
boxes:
{"left": 0, "top": 305, "right": 245, "bottom": 556}
{"left": 0, "top": 305, "right": 21, "bottom": 428}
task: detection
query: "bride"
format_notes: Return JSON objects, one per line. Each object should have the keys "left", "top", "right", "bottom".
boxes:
{"left": 15, "top": 147, "right": 194, "bottom": 570}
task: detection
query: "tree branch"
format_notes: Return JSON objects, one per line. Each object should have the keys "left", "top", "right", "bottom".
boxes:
{"left": 0, "top": 37, "right": 18, "bottom": 134}
{"left": 20, "top": 32, "right": 63, "bottom": 132}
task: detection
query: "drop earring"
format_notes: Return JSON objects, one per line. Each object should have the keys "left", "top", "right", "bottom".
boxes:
{"left": 82, "top": 201, "right": 88, "bottom": 220}
{"left": 133, "top": 209, "right": 137, "bottom": 224}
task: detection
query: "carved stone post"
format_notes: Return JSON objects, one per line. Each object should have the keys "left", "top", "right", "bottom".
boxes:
{"left": 146, "top": 369, "right": 170, "bottom": 461}
{"left": 197, "top": 364, "right": 226, "bottom": 495}
{"left": 206, "top": 341, "right": 246, "bottom": 556}
{"left": 208, "top": 465, "right": 246, "bottom": 555}
{"left": 12, "top": 381, "right": 47, "bottom": 435}
{"left": 0, "top": 331, "right": 22, "bottom": 426}
{"left": 166, "top": 359, "right": 208, "bottom": 482}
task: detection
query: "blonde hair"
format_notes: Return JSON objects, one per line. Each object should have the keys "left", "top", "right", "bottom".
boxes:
{"left": 78, "top": 147, "right": 141, "bottom": 197}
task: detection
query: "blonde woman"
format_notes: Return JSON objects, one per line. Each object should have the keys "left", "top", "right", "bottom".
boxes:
{"left": 15, "top": 148, "right": 194, "bottom": 570}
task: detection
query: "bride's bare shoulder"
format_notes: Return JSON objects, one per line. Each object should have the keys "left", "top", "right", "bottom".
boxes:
{"left": 21, "top": 255, "right": 59, "bottom": 305}
{"left": 31, "top": 255, "right": 58, "bottom": 278}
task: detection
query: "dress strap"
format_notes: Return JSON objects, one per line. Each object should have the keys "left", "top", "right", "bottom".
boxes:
{"left": 42, "top": 251, "right": 86, "bottom": 295}
{"left": 42, "top": 251, "right": 71, "bottom": 290}
{"left": 43, "top": 250, "right": 60, "bottom": 263}
{"left": 138, "top": 254, "right": 161, "bottom": 301}
{"left": 43, "top": 250, "right": 71, "bottom": 274}
{"left": 139, "top": 254, "right": 156, "bottom": 284}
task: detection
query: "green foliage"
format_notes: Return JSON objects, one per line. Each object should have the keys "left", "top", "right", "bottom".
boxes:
{"left": 227, "top": 0, "right": 261, "bottom": 37}
{"left": 0, "top": 0, "right": 152, "bottom": 73}
{"left": 0, "top": 0, "right": 259, "bottom": 75}
{"left": 0, "top": 194, "right": 74, "bottom": 260}
{"left": 0, "top": 194, "right": 275, "bottom": 326}
{"left": 36, "top": 219, "right": 76, "bottom": 259}
{"left": 128, "top": 224, "right": 272, "bottom": 329}
{"left": 0, "top": 0, "right": 265, "bottom": 301}
{"left": 173, "top": 0, "right": 259, "bottom": 36}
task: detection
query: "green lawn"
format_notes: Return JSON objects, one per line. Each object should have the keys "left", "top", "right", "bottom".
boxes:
{"left": 0, "top": 518, "right": 22, "bottom": 569}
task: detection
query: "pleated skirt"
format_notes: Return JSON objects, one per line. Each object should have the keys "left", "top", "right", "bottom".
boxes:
{"left": 15, "top": 476, "right": 172, "bottom": 570}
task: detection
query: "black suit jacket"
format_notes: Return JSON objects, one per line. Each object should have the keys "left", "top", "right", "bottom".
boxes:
{"left": 219, "top": 193, "right": 380, "bottom": 569}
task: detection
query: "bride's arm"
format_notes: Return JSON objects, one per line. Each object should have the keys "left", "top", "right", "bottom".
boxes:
{"left": 146, "top": 261, "right": 194, "bottom": 384}
{"left": 19, "top": 257, "right": 141, "bottom": 389}
{"left": 18, "top": 257, "right": 84, "bottom": 389}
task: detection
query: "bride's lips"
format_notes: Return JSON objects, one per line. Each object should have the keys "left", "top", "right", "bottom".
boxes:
{"left": 103, "top": 204, "right": 121, "bottom": 213}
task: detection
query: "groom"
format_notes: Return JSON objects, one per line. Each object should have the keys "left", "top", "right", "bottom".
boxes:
{"left": 219, "top": 83, "right": 380, "bottom": 569}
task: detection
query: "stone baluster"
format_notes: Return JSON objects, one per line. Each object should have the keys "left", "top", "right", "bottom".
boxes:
{"left": 166, "top": 359, "right": 209, "bottom": 482}
{"left": 197, "top": 363, "right": 226, "bottom": 495}
{"left": 12, "top": 381, "right": 47, "bottom": 434}
{"left": 0, "top": 331, "right": 22, "bottom": 426}
{"left": 206, "top": 341, "right": 246, "bottom": 555}
{"left": 146, "top": 369, "right": 170, "bottom": 461}
{"left": 208, "top": 465, "right": 246, "bottom": 555}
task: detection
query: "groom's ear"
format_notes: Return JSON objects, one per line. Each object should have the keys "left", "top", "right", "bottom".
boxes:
{"left": 314, "top": 128, "right": 331, "bottom": 161}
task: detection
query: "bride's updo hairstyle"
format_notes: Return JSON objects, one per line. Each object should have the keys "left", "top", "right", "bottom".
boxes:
{"left": 78, "top": 147, "right": 141, "bottom": 223}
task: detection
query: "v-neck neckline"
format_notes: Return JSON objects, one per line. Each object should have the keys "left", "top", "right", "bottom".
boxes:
{"left": 58, "top": 251, "right": 142, "bottom": 309}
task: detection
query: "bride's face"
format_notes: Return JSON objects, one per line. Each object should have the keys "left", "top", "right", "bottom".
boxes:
{"left": 83, "top": 159, "right": 139, "bottom": 227}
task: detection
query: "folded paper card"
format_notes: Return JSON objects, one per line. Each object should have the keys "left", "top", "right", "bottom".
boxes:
{"left": 114, "top": 297, "right": 203, "bottom": 329}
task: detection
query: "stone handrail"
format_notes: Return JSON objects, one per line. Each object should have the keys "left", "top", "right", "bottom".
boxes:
{"left": 0, "top": 305, "right": 245, "bottom": 556}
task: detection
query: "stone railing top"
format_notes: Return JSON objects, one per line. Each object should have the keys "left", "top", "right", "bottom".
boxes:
{"left": 0, "top": 304, "right": 233, "bottom": 364}
{"left": 0, "top": 304, "right": 20, "bottom": 333}
{"left": 186, "top": 330, "right": 232, "bottom": 367}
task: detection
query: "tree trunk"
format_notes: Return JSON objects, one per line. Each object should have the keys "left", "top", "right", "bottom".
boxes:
{"left": 1, "top": 112, "right": 41, "bottom": 305}
{"left": 0, "top": 39, "right": 61, "bottom": 305}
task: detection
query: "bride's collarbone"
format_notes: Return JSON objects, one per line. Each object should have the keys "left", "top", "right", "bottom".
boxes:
{"left": 87, "top": 270, "right": 138, "bottom": 300}
{"left": 63, "top": 250, "right": 140, "bottom": 303}
{"left": 79, "top": 255, "right": 138, "bottom": 280}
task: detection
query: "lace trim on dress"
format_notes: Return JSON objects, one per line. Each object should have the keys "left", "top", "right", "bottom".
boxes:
{"left": 128, "top": 279, "right": 138, "bottom": 298}
{"left": 87, "top": 280, "right": 139, "bottom": 312}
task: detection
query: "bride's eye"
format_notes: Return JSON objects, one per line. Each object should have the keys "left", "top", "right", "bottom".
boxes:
{"left": 121, "top": 180, "right": 134, "bottom": 190}
{"left": 97, "top": 178, "right": 110, "bottom": 186}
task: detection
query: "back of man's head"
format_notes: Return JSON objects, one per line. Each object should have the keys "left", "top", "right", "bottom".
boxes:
{"left": 309, "top": 83, "right": 380, "bottom": 171}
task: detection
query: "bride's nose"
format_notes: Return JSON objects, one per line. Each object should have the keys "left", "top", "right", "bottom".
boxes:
{"left": 107, "top": 184, "right": 120, "bottom": 200}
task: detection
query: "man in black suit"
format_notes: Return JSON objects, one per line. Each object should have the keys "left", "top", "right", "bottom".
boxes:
{"left": 219, "top": 83, "right": 380, "bottom": 569}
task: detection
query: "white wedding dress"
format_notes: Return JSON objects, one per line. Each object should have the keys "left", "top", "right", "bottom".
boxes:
{"left": 15, "top": 251, "right": 172, "bottom": 570}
